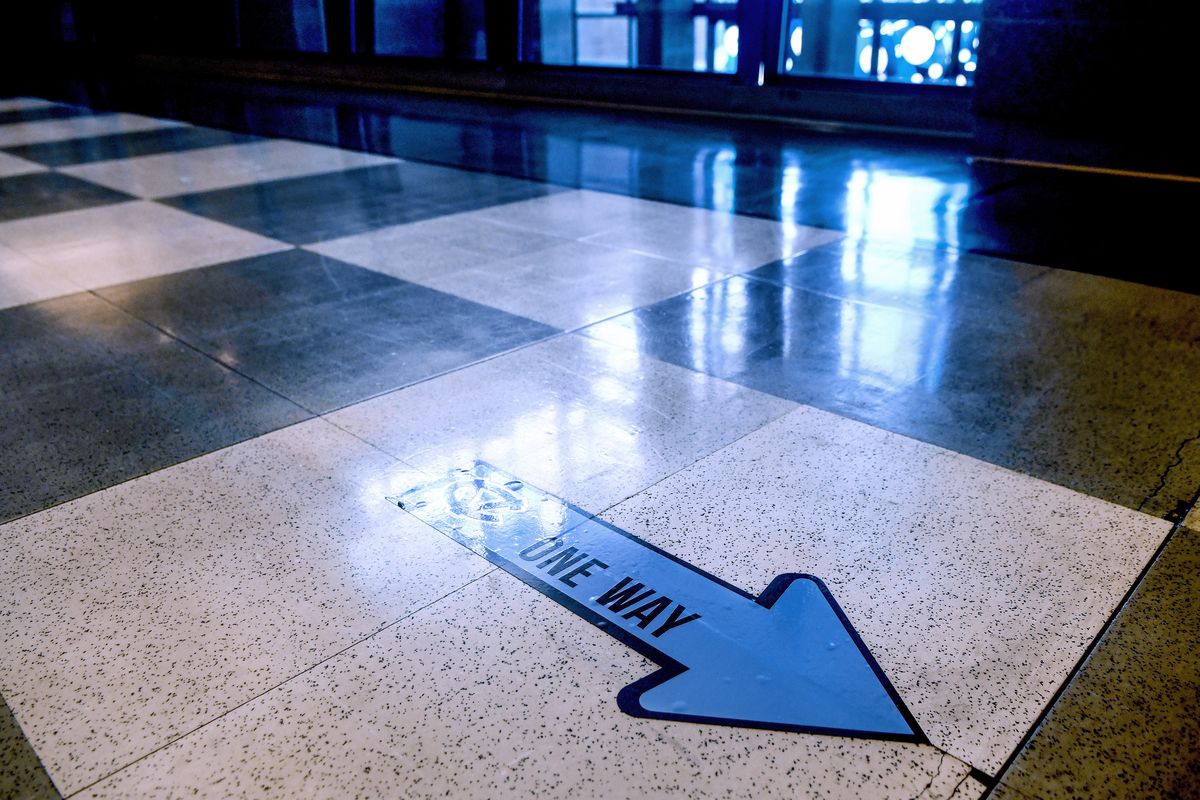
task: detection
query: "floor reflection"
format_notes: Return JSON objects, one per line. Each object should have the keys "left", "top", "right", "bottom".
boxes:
{"left": 56, "top": 76, "right": 1198, "bottom": 290}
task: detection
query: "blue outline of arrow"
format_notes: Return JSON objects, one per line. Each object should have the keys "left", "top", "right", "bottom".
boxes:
{"left": 390, "top": 461, "right": 925, "bottom": 743}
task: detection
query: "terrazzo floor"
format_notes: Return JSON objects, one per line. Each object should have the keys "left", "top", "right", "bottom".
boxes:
{"left": 0, "top": 94, "right": 1197, "bottom": 799}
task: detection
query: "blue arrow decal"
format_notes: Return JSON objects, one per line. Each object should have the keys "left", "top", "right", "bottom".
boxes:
{"left": 390, "top": 462, "right": 923, "bottom": 742}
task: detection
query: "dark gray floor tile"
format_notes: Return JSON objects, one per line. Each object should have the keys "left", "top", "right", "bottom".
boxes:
{"left": 747, "top": 238, "right": 1048, "bottom": 325}
{"left": 0, "top": 105, "right": 98, "bottom": 126}
{"left": 1, "top": 126, "right": 261, "bottom": 167}
{"left": 0, "top": 693, "right": 59, "bottom": 800}
{"left": 995, "top": 525, "right": 1200, "bottom": 800}
{"left": 158, "top": 161, "right": 562, "bottom": 244}
{"left": 1007, "top": 272, "right": 1200, "bottom": 515}
{"left": 0, "top": 293, "right": 311, "bottom": 523}
{"left": 0, "top": 172, "right": 133, "bottom": 222}
{"left": 97, "top": 249, "right": 560, "bottom": 413}
{"left": 581, "top": 269, "right": 1200, "bottom": 513}
{"left": 851, "top": 305, "right": 1200, "bottom": 514}
{"left": 95, "top": 248, "right": 401, "bottom": 334}
{"left": 582, "top": 274, "right": 943, "bottom": 404}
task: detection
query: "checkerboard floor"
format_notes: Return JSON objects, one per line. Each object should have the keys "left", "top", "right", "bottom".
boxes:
{"left": 0, "top": 96, "right": 1197, "bottom": 800}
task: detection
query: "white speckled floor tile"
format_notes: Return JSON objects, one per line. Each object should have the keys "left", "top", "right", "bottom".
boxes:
{"left": 0, "top": 243, "right": 76, "bottom": 310}
{"left": 304, "top": 211, "right": 571, "bottom": 284}
{"left": 598, "top": 405, "right": 1170, "bottom": 773}
{"left": 0, "top": 200, "right": 289, "bottom": 288}
{"left": 60, "top": 140, "right": 396, "bottom": 198}
{"left": 309, "top": 188, "right": 844, "bottom": 284}
{"left": 580, "top": 211, "right": 841, "bottom": 274}
{"left": 75, "top": 573, "right": 973, "bottom": 800}
{"left": 416, "top": 239, "right": 720, "bottom": 329}
{"left": 468, "top": 188, "right": 843, "bottom": 273}
{"left": 0, "top": 418, "right": 492, "bottom": 795}
{"left": 0, "top": 151, "right": 46, "bottom": 178}
{"left": 0, "top": 113, "right": 184, "bottom": 147}
{"left": 326, "top": 332, "right": 797, "bottom": 512}
{"left": 469, "top": 188, "right": 679, "bottom": 239}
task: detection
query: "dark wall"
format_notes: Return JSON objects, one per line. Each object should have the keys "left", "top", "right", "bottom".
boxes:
{"left": 5, "top": 1, "right": 1195, "bottom": 175}
{"left": 975, "top": 0, "right": 1196, "bottom": 174}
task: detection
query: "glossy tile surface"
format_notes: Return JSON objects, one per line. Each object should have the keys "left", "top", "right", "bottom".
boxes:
{"left": 600, "top": 405, "right": 1169, "bottom": 772}
{"left": 0, "top": 113, "right": 183, "bottom": 147}
{"left": 64, "top": 79, "right": 1200, "bottom": 293}
{"left": 420, "top": 240, "right": 719, "bottom": 330}
{"left": 0, "top": 243, "right": 76, "bottom": 310}
{"left": 61, "top": 139, "right": 396, "bottom": 198}
{"left": 161, "top": 161, "right": 563, "bottom": 244}
{"left": 1, "top": 125, "right": 260, "bottom": 166}
{"left": 0, "top": 171, "right": 132, "bottom": 221}
{"left": 318, "top": 217, "right": 721, "bottom": 330}
{"left": 583, "top": 275, "right": 940, "bottom": 410}
{"left": 471, "top": 188, "right": 677, "bottom": 239}
{"left": 583, "top": 264, "right": 1200, "bottom": 516}
{"left": 75, "top": 573, "right": 974, "bottom": 800}
{"left": 994, "top": 525, "right": 1200, "bottom": 799}
{"left": 0, "top": 98, "right": 59, "bottom": 113}
{"left": 97, "top": 249, "right": 559, "bottom": 413}
{"left": 579, "top": 201, "right": 842, "bottom": 274}
{"left": 455, "top": 188, "right": 842, "bottom": 275}
{"left": 0, "top": 292, "right": 310, "bottom": 523}
{"left": 0, "top": 420, "right": 493, "bottom": 794}
{"left": 327, "top": 333, "right": 797, "bottom": 512}
{"left": 0, "top": 200, "right": 289, "bottom": 287}
{"left": 0, "top": 89, "right": 1195, "bottom": 799}
{"left": 0, "top": 105, "right": 96, "bottom": 126}
{"left": 0, "top": 151, "right": 45, "bottom": 178}
{"left": 305, "top": 211, "right": 573, "bottom": 284}
{"left": 473, "top": 188, "right": 842, "bottom": 271}
{"left": 747, "top": 237, "right": 1048, "bottom": 321}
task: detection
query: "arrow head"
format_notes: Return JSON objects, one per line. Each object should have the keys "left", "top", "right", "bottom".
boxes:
{"left": 617, "top": 574, "right": 922, "bottom": 741}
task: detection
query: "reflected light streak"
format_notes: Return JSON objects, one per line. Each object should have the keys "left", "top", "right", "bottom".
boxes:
{"left": 711, "top": 147, "right": 736, "bottom": 213}
{"left": 843, "top": 166, "right": 968, "bottom": 248}
{"left": 837, "top": 302, "right": 926, "bottom": 389}
{"left": 838, "top": 243, "right": 960, "bottom": 303}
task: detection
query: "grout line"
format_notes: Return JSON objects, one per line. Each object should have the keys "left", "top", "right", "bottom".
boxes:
{"left": 312, "top": 263, "right": 770, "bottom": 485}
{"left": 86, "top": 277, "right": 320, "bottom": 414}
{"left": 63, "top": 567, "right": 500, "bottom": 798}
{"left": 983, "top": 482, "right": 1200, "bottom": 797}
{"left": 0, "top": 690, "right": 65, "bottom": 800}
{"left": 0, "top": 267, "right": 325, "bottom": 527}
{"left": 968, "top": 766, "right": 995, "bottom": 788}
{"left": 314, "top": 256, "right": 773, "bottom": 419}
{"left": 0, "top": 242, "right": 766, "bottom": 529}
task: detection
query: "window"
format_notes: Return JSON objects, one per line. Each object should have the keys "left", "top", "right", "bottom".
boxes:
{"left": 374, "top": 0, "right": 487, "bottom": 59}
{"left": 239, "top": 0, "right": 329, "bottom": 53}
{"left": 779, "top": 0, "right": 981, "bottom": 85}
{"left": 522, "top": 0, "right": 741, "bottom": 73}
